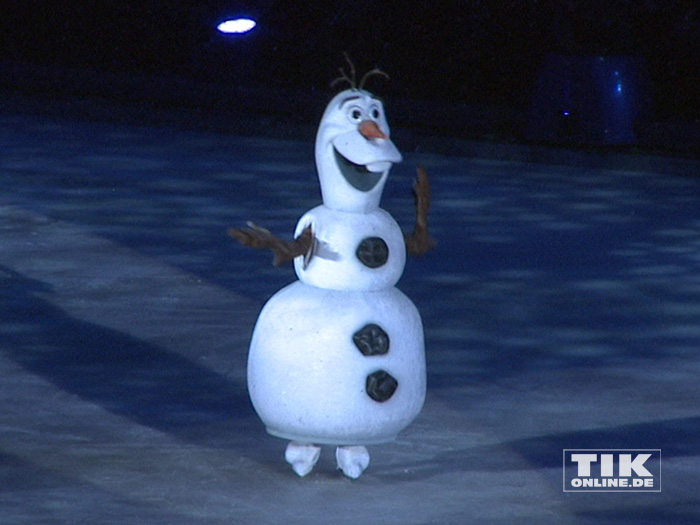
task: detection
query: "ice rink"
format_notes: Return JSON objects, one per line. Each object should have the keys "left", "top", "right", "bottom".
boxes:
{"left": 1, "top": 107, "right": 699, "bottom": 524}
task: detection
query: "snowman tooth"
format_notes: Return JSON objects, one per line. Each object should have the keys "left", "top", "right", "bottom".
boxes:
{"left": 366, "top": 161, "right": 391, "bottom": 173}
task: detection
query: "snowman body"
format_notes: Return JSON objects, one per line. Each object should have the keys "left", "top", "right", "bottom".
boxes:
{"left": 246, "top": 88, "right": 426, "bottom": 450}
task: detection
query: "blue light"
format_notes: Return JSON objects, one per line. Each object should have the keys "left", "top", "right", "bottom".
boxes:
{"left": 217, "top": 18, "right": 257, "bottom": 35}
{"left": 613, "top": 71, "right": 623, "bottom": 94}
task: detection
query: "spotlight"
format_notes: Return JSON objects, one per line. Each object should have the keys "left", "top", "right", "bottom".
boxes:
{"left": 217, "top": 18, "right": 257, "bottom": 35}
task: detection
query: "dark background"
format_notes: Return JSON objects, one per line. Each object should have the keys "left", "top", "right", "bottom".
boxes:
{"left": 1, "top": 1, "right": 698, "bottom": 153}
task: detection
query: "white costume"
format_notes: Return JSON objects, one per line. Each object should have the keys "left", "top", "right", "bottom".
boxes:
{"left": 246, "top": 89, "right": 426, "bottom": 478}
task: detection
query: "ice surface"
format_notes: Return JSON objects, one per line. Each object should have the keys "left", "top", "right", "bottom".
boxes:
{"left": 1, "top": 111, "right": 699, "bottom": 523}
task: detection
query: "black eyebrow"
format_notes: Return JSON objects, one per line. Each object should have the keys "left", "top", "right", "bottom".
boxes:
{"left": 337, "top": 94, "right": 384, "bottom": 109}
{"left": 338, "top": 95, "right": 362, "bottom": 108}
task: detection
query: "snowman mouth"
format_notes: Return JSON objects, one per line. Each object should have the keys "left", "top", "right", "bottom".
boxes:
{"left": 334, "top": 148, "right": 385, "bottom": 192}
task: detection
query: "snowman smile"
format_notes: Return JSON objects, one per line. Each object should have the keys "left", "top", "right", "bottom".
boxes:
{"left": 333, "top": 147, "right": 386, "bottom": 192}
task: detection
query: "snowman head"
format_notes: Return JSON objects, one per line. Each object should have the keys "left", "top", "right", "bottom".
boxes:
{"left": 315, "top": 88, "right": 402, "bottom": 213}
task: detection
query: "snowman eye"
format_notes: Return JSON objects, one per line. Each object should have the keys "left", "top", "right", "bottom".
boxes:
{"left": 370, "top": 107, "right": 381, "bottom": 120}
{"left": 347, "top": 107, "right": 363, "bottom": 123}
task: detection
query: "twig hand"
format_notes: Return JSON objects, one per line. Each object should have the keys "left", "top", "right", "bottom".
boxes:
{"left": 229, "top": 222, "right": 313, "bottom": 267}
{"left": 404, "top": 166, "right": 436, "bottom": 256}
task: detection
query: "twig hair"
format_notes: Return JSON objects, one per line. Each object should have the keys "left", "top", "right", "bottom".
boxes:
{"left": 330, "top": 52, "right": 389, "bottom": 91}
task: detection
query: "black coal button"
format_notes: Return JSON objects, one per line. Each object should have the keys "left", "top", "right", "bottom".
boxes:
{"left": 356, "top": 237, "right": 388, "bottom": 268}
{"left": 353, "top": 323, "right": 390, "bottom": 356}
{"left": 366, "top": 370, "right": 398, "bottom": 402}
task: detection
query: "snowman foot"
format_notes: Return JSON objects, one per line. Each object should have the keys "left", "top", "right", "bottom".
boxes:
{"left": 336, "top": 446, "right": 370, "bottom": 479}
{"left": 285, "top": 442, "right": 321, "bottom": 477}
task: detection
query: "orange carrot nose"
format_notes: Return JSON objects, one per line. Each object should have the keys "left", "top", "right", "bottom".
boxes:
{"left": 359, "top": 120, "right": 388, "bottom": 140}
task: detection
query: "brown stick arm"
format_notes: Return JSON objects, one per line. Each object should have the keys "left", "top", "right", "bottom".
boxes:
{"left": 404, "top": 165, "right": 436, "bottom": 256}
{"left": 229, "top": 222, "right": 313, "bottom": 267}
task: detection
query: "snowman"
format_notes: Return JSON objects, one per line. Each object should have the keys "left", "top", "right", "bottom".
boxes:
{"left": 230, "top": 61, "right": 433, "bottom": 479}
